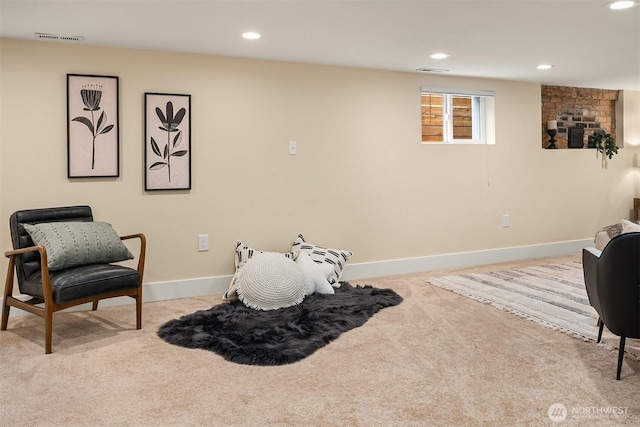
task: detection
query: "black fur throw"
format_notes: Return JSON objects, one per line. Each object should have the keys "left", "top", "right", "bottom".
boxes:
{"left": 157, "top": 282, "right": 403, "bottom": 365}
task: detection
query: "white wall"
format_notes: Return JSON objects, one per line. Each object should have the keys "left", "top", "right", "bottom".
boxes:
{"left": 1, "top": 38, "right": 638, "bottom": 289}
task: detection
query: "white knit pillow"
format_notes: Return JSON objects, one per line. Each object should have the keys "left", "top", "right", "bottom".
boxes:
{"left": 222, "top": 241, "right": 294, "bottom": 302}
{"left": 236, "top": 252, "right": 306, "bottom": 311}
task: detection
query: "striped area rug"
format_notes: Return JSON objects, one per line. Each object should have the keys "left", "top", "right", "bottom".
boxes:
{"left": 427, "top": 261, "right": 599, "bottom": 341}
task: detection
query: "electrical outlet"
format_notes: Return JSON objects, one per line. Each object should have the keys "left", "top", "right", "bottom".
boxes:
{"left": 289, "top": 140, "right": 297, "bottom": 155}
{"left": 198, "top": 234, "right": 209, "bottom": 252}
{"left": 502, "top": 214, "right": 510, "bottom": 228}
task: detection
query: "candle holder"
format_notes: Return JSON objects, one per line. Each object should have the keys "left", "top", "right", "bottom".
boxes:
{"left": 546, "top": 128, "right": 558, "bottom": 149}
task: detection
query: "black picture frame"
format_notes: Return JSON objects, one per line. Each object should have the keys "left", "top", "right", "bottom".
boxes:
{"left": 144, "top": 93, "right": 191, "bottom": 191}
{"left": 67, "top": 74, "right": 119, "bottom": 178}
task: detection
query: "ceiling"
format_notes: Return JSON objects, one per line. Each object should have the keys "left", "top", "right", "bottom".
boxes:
{"left": 1, "top": 0, "right": 639, "bottom": 91}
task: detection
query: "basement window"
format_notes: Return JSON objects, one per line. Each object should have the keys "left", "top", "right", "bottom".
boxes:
{"left": 421, "top": 87, "right": 495, "bottom": 144}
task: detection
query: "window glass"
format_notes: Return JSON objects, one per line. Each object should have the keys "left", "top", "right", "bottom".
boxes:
{"left": 421, "top": 88, "right": 495, "bottom": 144}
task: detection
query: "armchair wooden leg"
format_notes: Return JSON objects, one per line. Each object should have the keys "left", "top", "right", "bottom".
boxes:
{"left": 135, "top": 291, "right": 142, "bottom": 330}
{"left": 2, "top": 258, "right": 16, "bottom": 331}
{"left": 44, "top": 304, "right": 53, "bottom": 354}
{"left": 616, "top": 336, "right": 626, "bottom": 380}
{"left": 92, "top": 301, "right": 99, "bottom": 311}
{"left": 597, "top": 318, "right": 604, "bottom": 343}
{"left": 1, "top": 299, "right": 9, "bottom": 331}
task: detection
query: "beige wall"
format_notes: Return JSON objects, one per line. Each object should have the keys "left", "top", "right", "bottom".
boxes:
{"left": 618, "top": 90, "right": 640, "bottom": 148}
{"left": 1, "top": 38, "right": 638, "bottom": 284}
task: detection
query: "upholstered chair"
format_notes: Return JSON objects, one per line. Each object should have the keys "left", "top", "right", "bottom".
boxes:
{"left": 2, "top": 205, "right": 146, "bottom": 353}
{"left": 582, "top": 232, "right": 640, "bottom": 380}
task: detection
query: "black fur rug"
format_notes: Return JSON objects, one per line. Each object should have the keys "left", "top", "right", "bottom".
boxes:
{"left": 157, "top": 282, "right": 403, "bottom": 365}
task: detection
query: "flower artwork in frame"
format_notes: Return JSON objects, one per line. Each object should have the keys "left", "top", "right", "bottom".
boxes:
{"left": 67, "top": 74, "right": 119, "bottom": 178}
{"left": 144, "top": 93, "right": 191, "bottom": 191}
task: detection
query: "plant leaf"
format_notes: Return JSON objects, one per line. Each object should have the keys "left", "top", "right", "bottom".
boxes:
{"left": 171, "top": 150, "right": 188, "bottom": 157}
{"left": 150, "top": 137, "right": 162, "bottom": 156}
{"left": 165, "top": 102, "right": 174, "bottom": 121}
{"left": 99, "top": 124, "right": 114, "bottom": 135}
{"left": 96, "top": 111, "right": 105, "bottom": 133}
{"left": 155, "top": 107, "right": 166, "bottom": 124}
{"left": 149, "top": 161, "right": 167, "bottom": 170}
{"left": 589, "top": 128, "right": 618, "bottom": 159}
{"left": 72, "top": 116, "right": 94, "bottom": 135}
{"left": 173, "top": 131, "right": 182, "bottom": 148}
{"left": 163, "top": 144, "right": 169, "bottom": 159}
{"left": 173, "top": 108, "right": 186, "bottom": 126}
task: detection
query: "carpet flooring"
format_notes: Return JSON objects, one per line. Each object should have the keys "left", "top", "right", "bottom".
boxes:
{"left": 1, "top": 254, "right": 638, "bottom": 426}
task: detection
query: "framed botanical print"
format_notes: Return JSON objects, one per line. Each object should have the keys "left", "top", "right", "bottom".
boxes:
{"left": 67, "top": 74, "right": 119, "bottom": 177}
{"left": 144, "top": 92, "right": 191, "bottom": 190}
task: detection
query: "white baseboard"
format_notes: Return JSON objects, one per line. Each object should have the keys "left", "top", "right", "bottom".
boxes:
{"left": 340, "top": 238, "right": 592, "bottom": 281}
{"left": 1, "top": 238, "right": 591, "bottom": 318}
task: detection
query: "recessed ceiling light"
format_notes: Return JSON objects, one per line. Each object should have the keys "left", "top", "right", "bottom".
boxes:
{"left": 537, "top": 64, "right": 554, "bottom": 70}
{"left": 242, "top": 32, "right": 261, "bottom": 40}
{"left": 430, "top": 53, "right": 449, "bottom": 59}
{"left": 608, "top": 1, "right": 636, "bottom": 10}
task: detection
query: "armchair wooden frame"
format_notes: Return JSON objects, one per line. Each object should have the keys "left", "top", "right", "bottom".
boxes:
{"left": 1, "top": 233, "right": 146, "bottom": 354}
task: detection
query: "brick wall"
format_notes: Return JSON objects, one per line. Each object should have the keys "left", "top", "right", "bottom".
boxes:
{"left": 541, "top": 85, "right": 618, "bottom": 149}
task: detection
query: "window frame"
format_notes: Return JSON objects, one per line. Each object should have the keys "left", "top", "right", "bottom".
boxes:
{"left": 421, "top": 87, "right": 495, "bottom": 145}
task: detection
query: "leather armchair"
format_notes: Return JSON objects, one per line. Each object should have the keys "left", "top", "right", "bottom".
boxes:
{"left": 582, "top": 232, "right": 640, "bottom": 380}
{"left": 1, "top": 206, "right": 146, "bottom": 353}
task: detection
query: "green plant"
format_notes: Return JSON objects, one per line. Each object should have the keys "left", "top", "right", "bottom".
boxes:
{"left": 588, "top": 129, "right": 618, "bottom": 159}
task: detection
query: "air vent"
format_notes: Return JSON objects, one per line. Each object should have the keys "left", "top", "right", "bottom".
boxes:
{"left": 35, "top": 32, "right": 85, "bottom": 42}
{"left": 415, "top": 67, "right": 449, "bottom": 73}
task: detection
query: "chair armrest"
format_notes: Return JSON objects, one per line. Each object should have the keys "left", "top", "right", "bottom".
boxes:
{"left": 5, "top": 245, "right": 51, "bottom": 280}
{"left": 5, "top": 245, "right": 46, "bottom": 258}
{"left": 4, "top": 245, "right": 54, "bottom": 303}
{"left": 582, "top": 247, "right": 602, "bottom": 315}
{"left": 120, "top": 233, "right": 146, "bottom": 279}
{"left": 583, "top": 247, "right": 601, "bottom": 278}
{"left": 120, "top": 233, "right": 145, "bottom": 241}
{"left": 584, "top": 247, "right": 602, "bottom": 259}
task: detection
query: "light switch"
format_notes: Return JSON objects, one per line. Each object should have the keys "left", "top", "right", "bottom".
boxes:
{"left": 289, "top": 141, "right": 297, "bottom": 155}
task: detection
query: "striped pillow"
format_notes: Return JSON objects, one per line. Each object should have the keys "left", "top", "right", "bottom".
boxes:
{"left": 234, "top": 240, "right": 294, "bottom": 269}
{"left": 291, "top": 234, "right": 353, "bottom": 287}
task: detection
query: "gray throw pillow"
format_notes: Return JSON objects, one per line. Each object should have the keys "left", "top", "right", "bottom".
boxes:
{"left": 23, "top": 221, "right": 134, "bottom": 271}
